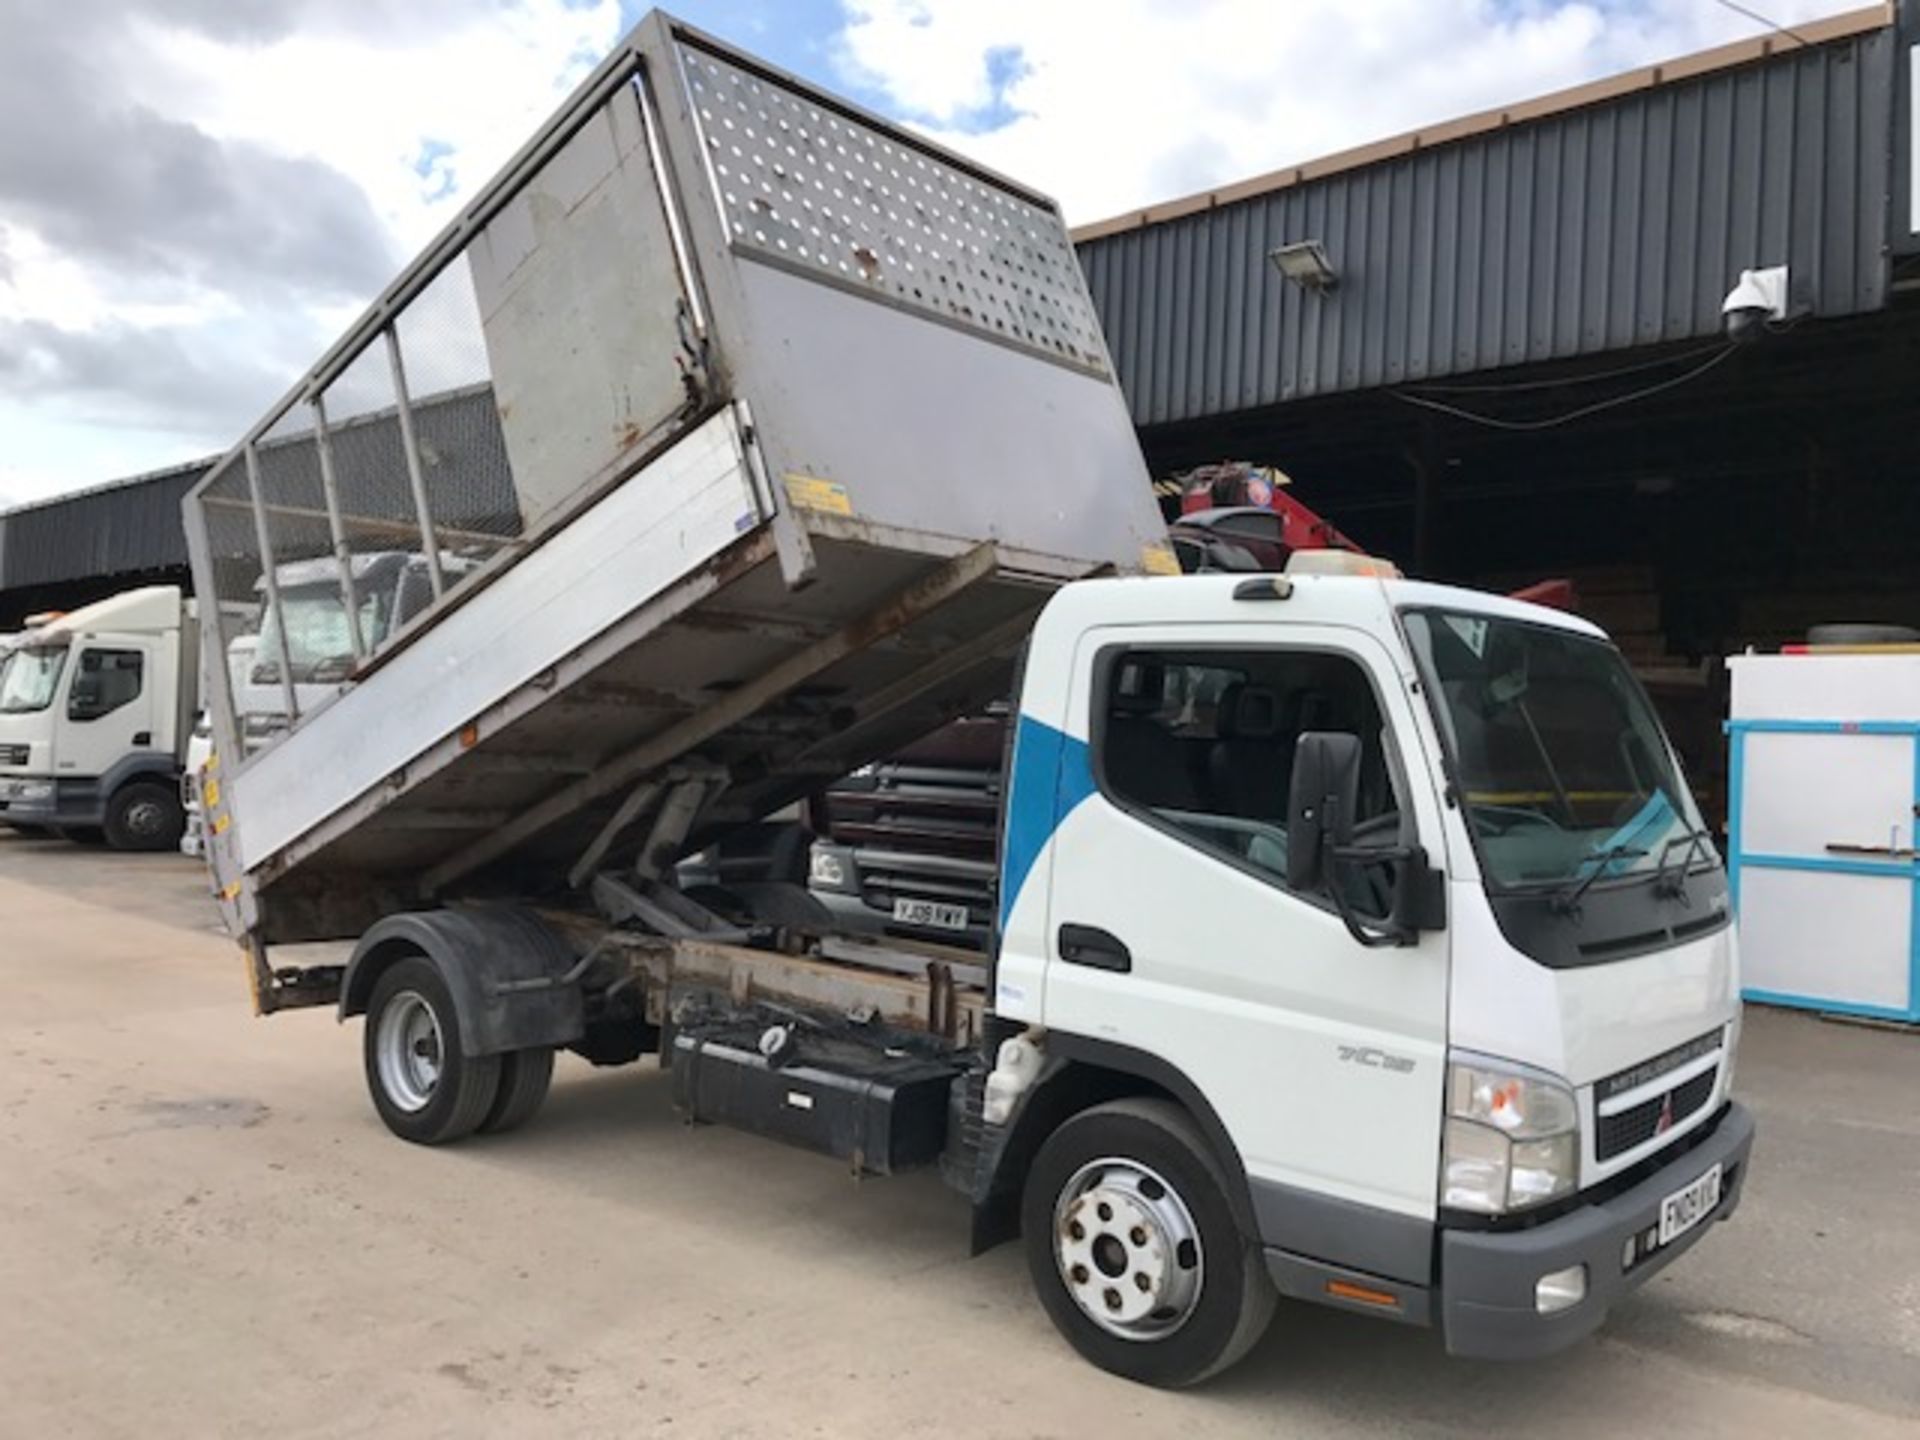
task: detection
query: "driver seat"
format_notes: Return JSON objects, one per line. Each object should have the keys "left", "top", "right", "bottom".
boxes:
{"left": 1207, "top": 682, "right": 1284, "bottom": 820}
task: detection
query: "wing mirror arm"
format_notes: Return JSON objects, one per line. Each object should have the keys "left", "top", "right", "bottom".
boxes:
{"left": 1288, "top": 730, "right": 1445, "bottom": 947}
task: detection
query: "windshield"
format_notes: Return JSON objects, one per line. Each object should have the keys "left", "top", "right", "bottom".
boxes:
{"left": 0, "top": 647, "right": 68, "bottom": 714}
{"left": 253, "top": 583, "right": 391, "bottom": 684}
{"left": 1403, "top": 609, "right": 1708, "bottom": 891}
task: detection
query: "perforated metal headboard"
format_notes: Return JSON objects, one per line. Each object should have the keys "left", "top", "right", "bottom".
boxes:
{"left": 677, "top": 40, "right": 1109, "bottom": 375}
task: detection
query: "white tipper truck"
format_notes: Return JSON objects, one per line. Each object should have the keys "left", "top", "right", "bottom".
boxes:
{"left": 186, "top": 11, "right": 1753, "bottom": 1387}
{"left": 0, "top": 585, "right": 196, "bottom": 849}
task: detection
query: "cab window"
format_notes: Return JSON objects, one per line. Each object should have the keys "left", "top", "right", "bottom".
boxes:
{"left": 1094, "top": 647, "right": 1399, "bottom": 897}
{"left": 68, "top": 649, "right": 144, "bottom": 722}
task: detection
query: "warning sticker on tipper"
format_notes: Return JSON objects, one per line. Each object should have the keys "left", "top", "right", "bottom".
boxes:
{"left": 783, "top": 473, "right": 853, "bottom": 516}
{"left": 1140, "top": 543, "right": 1182, "bottom": 576}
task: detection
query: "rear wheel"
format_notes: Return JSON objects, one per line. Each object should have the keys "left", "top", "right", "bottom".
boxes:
{"left": 481, "top": 1047, "right": 555, "bottom": 1134}
{"left": 1022, "top": 1097, "right": 1275, "bottom": 1388}
{"left": 363, "top": 957, "right": 501, "bottom": 1144}
{"left": 105, "top": 781, "right": 186, "bottom": 852}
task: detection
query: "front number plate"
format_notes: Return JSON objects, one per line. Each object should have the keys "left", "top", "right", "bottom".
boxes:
{"left": 1657, "top": 1162, "right": 1723, "bottom": 1247}
{"left": 892, "top": 897, "right": 969, "bottom": 931}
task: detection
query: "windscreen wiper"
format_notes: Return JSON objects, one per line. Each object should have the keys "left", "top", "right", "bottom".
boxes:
{"left": 1549, "top": 844, "right": 1649, "bottom": 916}
{"left": 1652, "top": 826, "right": 1717, "bottom": 902}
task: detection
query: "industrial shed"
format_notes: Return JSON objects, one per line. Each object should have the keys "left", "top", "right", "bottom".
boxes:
{"left": 1072, "top": 3, "right": 1920, "bottom": 815}
{"left": 0, "top": 461, "right": 207, "bottom": 625}
{"left": 0, "top": 386, "right": 515, "bottom": 628}
{"left": 1076, "top": 3, "right": 1919, "bottom": 634}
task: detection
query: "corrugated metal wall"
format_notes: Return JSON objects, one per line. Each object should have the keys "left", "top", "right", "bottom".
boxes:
{"left": 1079, "top": 27, "right": 1896, "bottom": 427}
{"left": 0, "top": 466, "right": 205, "bottom": 593}
{"left": 0, "top": 387, "right": 516, "bottom": 600}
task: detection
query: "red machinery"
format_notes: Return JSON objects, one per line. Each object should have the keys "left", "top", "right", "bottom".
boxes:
{"left": 1173, "top": 461, "right": 1365, "bottom": 554}
{"left": 1164, "top": 460, "right": 1580, "bottom": 613}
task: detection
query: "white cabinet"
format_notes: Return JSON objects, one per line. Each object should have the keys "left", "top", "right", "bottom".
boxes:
{"left": 1727, "top": 653, "right": 1920, "bottom": 1022}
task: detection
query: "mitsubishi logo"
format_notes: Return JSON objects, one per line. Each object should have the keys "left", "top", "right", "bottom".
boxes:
{"left": 1654, "top": 1092, "right": 1675, "bottom": 1136}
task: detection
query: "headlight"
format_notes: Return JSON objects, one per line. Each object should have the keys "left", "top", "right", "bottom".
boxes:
{"left": 1443, "top": 1056, "right": 1579, "bottom": 1215}
{"left": 808, "top": 846, "right": 849, "bottom": 890}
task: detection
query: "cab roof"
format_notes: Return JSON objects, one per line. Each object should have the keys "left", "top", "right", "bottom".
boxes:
{"left": 1037, "top": 572, "right": 1608, "bottom": 643}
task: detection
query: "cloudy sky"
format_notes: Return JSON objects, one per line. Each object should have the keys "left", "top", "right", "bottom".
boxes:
{"left": 0, "top": 0, "right": 1857, "bottom": 508}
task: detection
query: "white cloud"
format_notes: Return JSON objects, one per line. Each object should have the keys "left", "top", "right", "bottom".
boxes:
{"left": 0, "top": 0, "right": 626, "bottom": 506}
{"left": 834, "top": 0, "right": 1864, "bottom": 225}
{"left": 147, "top": 2, "right": 625, "bottom": 256}
{"left": 0, "top": 0, "right": 1876, "bottom": 511}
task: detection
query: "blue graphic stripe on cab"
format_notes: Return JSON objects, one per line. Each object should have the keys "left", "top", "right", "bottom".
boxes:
{"left": 999, "top": 714, "right": 1097, "bottom": 928}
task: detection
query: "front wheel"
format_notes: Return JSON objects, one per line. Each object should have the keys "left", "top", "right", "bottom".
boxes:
{"left": 105, "top": 781, "right": 186, "bottom": 852}
{"left": 363, "top": 957, "right": 501, "bottom": 1144}
{"left": 1022, "top": 1098, "right": 1275, "bottom": 1388}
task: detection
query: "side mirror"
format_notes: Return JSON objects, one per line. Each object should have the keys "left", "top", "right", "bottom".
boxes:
{"left": 1287, "top": 730, "right": 1361, "bottom": 892}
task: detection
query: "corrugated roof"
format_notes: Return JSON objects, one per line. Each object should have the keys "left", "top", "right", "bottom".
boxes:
{"left": 1076, "top": 14, "right": 1897, "bottom": 424}
{"left": 1071, "top": 3, "right": 1891, "bottom": 242}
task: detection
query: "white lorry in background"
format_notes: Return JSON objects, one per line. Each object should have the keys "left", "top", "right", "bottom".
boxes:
{"left": 179, "top": 635, "right": 257, "bottom": 860}
{"left": 236, "top": 552, "right": 480, "bottom": 747}
{"left": 0, "top": 586, "right": 195, "bottom": 849}
{"left": 183, "top": 553, "right": 474, "bottom": 857}
{"left": 185, "top": 10, "right": 1753, "bottom": 1388}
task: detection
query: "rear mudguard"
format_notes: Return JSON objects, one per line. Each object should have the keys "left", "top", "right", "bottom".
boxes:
{"left": 339, "top": 907, "right": 586, "bottom": 1057}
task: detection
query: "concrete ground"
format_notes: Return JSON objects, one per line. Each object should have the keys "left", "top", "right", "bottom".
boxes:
{"left": 1, "top": 832, "right": 1916, "bottom": 1440}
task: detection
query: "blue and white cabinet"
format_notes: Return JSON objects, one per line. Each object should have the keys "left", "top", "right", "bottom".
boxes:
{"left": 1726, "top": 652, "right": 1920, "bottom": 1023}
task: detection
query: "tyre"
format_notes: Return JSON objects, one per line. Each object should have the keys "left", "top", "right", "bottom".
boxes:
{"left": 363, "top": 957, "right": 502, "bottom": 1145}
{"left": 1807, "top": 623, "right": 1920, "bottom": 647}
{"left": 1021, "top": 1098, "right": 1275, "bottom": 1388}
{"left": 480, "top": 1047, "right": 555, "bottom": 1134}
{"left": 104, "top": 781, "right": 186, "bottom": 852}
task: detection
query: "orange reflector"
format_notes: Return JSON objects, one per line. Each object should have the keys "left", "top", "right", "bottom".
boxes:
{"left": 459, "top": 723, "right": 480, "bottom": 749}
{"left": 1326, "top": 1280, "right": 1400, "bottom": 1308}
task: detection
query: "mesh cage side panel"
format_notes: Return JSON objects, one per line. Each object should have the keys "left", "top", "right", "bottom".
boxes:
{"left": 678, "top": 41, "right": 1108, "bottom": 374}
{"left": 396, "top": 258, "right": 523, "bottom": 589}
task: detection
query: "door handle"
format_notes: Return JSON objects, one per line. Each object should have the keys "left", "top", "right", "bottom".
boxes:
{"left": 1058, "top": 923, "right": 1131, "bottom": 973}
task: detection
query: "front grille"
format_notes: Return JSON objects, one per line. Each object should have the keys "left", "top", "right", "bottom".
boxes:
{"left": 1596, "top": 1030, "right": 1722, "bottom": 1103}
{"left": 0, "top": 744, "right": 28, "bottom": 766}
{"left": 1596, "top": 1066, "right": 1717, "bottom": 1160}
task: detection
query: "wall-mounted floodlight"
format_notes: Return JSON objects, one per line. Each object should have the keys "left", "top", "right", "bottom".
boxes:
{"left": 1269, "top": 240, "right": 1339, "bottom": 294}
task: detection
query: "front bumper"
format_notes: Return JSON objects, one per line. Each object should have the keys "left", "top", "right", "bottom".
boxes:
{"left": 0, "top": 776, "right": 103, "bottom": 829}
{"left": 1440, "top": 1100, "right": 1755, "bottom": 1359}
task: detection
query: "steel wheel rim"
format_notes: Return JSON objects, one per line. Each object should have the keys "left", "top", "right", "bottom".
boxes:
{"left": 126, "top": 799, "right": 166, "bottom": 837}
{"left": 375, "top": 991, "right": 443, "bottom": 1112}
{"left": 1054, "top": 1156, "right": 1204, "bottom": 1341}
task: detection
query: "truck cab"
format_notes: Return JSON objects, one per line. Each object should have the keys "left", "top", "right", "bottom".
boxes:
{"left": 0, "top": 586, "right": 194, "bottom": 850}
{"left": 985, "top": 568, "right": 1750, "bottom": 1374}
{"left": 236, "top": 551, "right": 479, "bottom": 747}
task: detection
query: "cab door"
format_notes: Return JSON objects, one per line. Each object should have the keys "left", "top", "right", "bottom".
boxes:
{"left": 59, "top": 645, "right": 155, "bottom": 778}
{"left": 1039, "top": 622, "right": 1451, "bottom": 1261}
